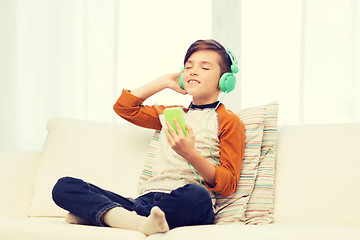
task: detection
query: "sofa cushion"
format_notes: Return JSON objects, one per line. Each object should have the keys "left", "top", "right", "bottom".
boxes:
{"left": 145, "top": 223, "right": 360, "bottom": 240}
{"left": 2, "top": 218, "right": 360, "bottom": 240}
{"left": 0, "top": 217, "right": 146, "bottom": 240}
{"left": 28, "top": 118, "right": 154, "bottom": 217}
{"left": 274, "top": 123, "right": 360, "bottom": 225}
{"left": 1, "top": 218, "right": 359, "bottom": 240}
{"left": 0, "top": 152, "right": 40, "bottom": 218}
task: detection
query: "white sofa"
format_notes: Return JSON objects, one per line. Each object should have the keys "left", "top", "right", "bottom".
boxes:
{"left": 1, "top": 117, "right": 360, "bottom": 240}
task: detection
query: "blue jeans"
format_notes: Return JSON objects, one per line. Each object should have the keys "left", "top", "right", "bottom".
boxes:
{"left": 52, "top": 177, "right": 214, "bottom": 229}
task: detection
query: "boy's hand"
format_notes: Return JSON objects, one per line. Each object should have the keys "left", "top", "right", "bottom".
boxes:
{"left": 165, "top": 119, "right": 196, "bottom": 158}
{"left": 165, "top": 119, "right": 216, "bottom": 187}
{"left": 163, "top": 71, "right": 187, "bottom": 95}
{"left": 131, "top": 71, "right": 186, "bottom": 101}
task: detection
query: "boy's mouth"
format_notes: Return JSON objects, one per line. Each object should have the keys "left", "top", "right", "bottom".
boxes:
{"left": 188, "top": 79, "right": 200, "bottom": 84}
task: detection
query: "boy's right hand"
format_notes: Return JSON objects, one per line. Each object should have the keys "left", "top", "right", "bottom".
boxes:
{"left": 131, "top": 71, "right": 187, "bottom": 101}
{"left": 165, "top": 71, "right": 187, "bottom": 95}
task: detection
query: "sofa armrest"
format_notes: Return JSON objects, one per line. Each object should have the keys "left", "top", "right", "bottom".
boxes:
{"left": 0, "top": 152, "right": 41, "bottom": 218}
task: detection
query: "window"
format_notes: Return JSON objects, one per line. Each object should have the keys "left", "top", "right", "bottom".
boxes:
{"left": 1, "top": 0, "right": 212, "bottom": 151}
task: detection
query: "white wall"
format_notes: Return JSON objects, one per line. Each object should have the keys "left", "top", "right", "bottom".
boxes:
{"left": 212, "top": 0, "right": 242, "bottom": 112}
{"left": 0, "top": 0, "right": 17, "bottom": 150}
{"left": 240, "top": 0, "right": 302, "bottom": 125}
{"left": 301, "top": 0, "right": 360, "bottom": 124}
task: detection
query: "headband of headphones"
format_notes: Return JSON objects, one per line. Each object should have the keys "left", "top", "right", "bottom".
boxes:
{"left": 225, "top": 47, "right": 239, "bottom": 74}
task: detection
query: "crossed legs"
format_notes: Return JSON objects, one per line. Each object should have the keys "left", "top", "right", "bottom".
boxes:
{"left": 52, "top": 177, "right": 214, "bottom": 235}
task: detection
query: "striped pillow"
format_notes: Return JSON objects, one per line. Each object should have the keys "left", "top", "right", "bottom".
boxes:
{"left": 214, "top": 104, "right": 267, "bottom": 224}
{"left": 138, "top": 131, "right": 160, "bottom": 188}
{"left": 244, "top": 102, "right": 278, "bottom": 224}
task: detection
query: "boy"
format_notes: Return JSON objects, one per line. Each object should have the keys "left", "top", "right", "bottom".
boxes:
{"left": 52, "top": 39, "right": 245, "bottom": 235}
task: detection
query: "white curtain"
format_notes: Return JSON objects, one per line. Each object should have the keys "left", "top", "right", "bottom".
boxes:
{"left": 0, "top": 0, "right": 212, "bottom": 151}
{"left": 213, "top": 0, "right": 360, "bottom": 125}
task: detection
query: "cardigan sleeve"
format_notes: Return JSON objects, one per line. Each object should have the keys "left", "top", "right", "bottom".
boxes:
{"left": 113, "top": 89, "right": 165, "bottom": 130}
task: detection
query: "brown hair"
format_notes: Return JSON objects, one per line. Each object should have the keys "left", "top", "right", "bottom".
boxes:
{"left": 183, "top": 39, "right": 232, "bottom": 75}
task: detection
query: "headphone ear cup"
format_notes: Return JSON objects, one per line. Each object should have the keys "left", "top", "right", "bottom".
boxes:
{"left": 179, "top": 72, "right": 185, "bottom": 90}
{"left": 219, "top": 73, "right": 236, "bottom": 93}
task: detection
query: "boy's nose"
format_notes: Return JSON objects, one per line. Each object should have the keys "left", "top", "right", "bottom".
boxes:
{"left": 190, "top": 69, "right": 199, "bottom": 76}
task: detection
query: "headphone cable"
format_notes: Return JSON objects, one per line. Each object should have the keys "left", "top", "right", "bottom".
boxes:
{"left": 188, "top": 91, "right": 227, "bottom": 184}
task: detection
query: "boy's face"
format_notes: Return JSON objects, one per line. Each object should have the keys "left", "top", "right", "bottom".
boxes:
{"left": 183, "top": 50, "right": 222, "bottom": 105}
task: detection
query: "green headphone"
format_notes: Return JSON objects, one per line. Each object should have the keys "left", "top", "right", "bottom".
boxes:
{"left": 178, "top": 48, "right": 239, "bottom": 93}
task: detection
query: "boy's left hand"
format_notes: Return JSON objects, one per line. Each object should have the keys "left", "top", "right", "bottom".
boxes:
{"left": 165, "top": 119, "right": 197, "bottom": 159}
{"left": 165, "top": 119, "right": 216, "bottom": 187}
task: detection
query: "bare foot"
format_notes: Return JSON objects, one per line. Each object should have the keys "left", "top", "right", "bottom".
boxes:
{"left": 140, "top": 207, "right": 169, "bottom": 235}
{"left": 65, "top": 212, "right": 91, "bottom": 225}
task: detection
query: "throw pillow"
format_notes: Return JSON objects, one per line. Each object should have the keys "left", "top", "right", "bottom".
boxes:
{"left": 244, "top": 102, "right": 278, "bottom": 224}
{"left": 28, "top": 118, "right": 153, "bottom": 217}
{"left": 214, "top": 104, "right": 268, "bottom": 224}
{"left": 138, "top": 130, "right": 160, "bottom": 188}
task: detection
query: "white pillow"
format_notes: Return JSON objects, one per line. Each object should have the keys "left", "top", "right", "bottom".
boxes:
{"left": 28, "top": 118, "right": 154, "bottom": 217}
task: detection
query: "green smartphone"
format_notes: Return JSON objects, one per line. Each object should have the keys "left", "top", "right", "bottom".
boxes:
{"left": 164, "top": 107, "right": 188, "bottom": 137}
